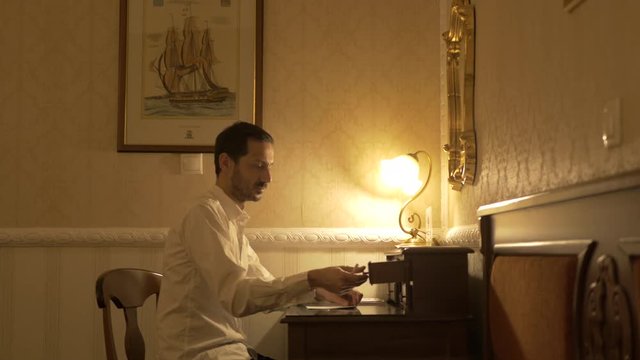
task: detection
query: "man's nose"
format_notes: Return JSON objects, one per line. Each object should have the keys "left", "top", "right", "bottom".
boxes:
{"left": 262, "top": 168, "right": 272, "bottom": 183}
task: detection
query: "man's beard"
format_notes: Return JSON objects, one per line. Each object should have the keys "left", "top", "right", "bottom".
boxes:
{"left": 231, "top": 170, "right": 267, "bottom": 202}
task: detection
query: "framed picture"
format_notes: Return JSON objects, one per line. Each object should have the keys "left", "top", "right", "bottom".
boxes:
{"left": 117, "top": 0, "right": 263, "bottom": 152}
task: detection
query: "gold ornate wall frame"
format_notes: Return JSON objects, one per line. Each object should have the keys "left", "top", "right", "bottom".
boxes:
{"left": 442, "top": 0, "right": 477, "bottom": 191}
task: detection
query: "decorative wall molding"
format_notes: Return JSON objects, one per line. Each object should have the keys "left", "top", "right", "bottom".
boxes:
{"left": 0, "top": 227, "right": 416, "bottom": 248}
{"left": 248, "top": 228, "right": 408, "bottom": 247}
{"left": 0, "top": 228, "right": 169, "bottom": 247}
{"left": 443, "top": 224, "right": 481, "bottom": 248}
{"left": 0, "top": 227, "right": 466, "bottom": 248}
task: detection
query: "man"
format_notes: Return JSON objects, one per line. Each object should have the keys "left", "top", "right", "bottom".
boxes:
{"left": 156, "top": 122, "right": 368, "bottom": 360}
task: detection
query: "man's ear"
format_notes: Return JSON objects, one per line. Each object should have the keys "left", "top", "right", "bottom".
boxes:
{"left": 218, "top": 153, "right": 233, "bottom": 172}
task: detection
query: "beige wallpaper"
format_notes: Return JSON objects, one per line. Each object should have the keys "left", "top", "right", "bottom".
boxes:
{"left": 0, "top": 0, "right": 441, "bottom": 229}
{"left": 444, "top": 0, "right": 640, "bottom": 226}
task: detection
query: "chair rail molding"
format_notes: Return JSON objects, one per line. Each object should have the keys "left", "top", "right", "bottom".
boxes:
{"left": 0, "top": 227, "right": 427, "bottom": 248}
{"left": 443, "top": 224, "right": 480, "bottom": 248}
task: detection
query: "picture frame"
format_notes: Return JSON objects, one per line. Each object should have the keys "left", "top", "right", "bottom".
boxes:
{"left": 117, "top": 0, "right": 263, "bottom": 153}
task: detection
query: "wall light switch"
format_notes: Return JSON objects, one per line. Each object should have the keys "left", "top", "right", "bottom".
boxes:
{"left": 181, "top": 154, "right": 203, "bottom": 175}
{"left": 602, "top": 98, "right": 622, "bottom": 148}
{"left": 425, "top": 206, "right": 433, "bottom": 241}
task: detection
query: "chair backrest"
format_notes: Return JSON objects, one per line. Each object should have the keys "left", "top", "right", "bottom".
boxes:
{"left": 96, "top": 268, "right": 163, "bottom": 360}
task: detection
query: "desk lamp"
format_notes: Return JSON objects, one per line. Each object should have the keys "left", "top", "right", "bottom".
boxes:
{"left": 380, "top": 150, "right": 433, "bottom": 247}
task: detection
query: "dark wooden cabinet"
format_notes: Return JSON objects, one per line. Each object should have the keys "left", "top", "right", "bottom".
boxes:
{"left": 281, "top": 303, "right": 473, "bottom": 360}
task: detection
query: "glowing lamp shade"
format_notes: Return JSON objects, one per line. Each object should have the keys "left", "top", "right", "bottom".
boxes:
{"left": 379, "top": 151, "right": 433, "bottom": 247}
{"left": 380, "top": 155, "right": 422, "bottom": 195}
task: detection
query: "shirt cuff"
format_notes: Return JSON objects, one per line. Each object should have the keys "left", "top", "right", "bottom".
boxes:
{"left": 285, "top": 271, "right": 312, "bottom": 292}
{"left": 296, "top": 290, "right": 316, "bottom": 304}
{"left": 284, "top": 271, "right": 314, "bottom": 303}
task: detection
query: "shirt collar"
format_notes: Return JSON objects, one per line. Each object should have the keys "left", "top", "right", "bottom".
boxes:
{"left": 210, "top": 185, "right": 250, "bottom": 225}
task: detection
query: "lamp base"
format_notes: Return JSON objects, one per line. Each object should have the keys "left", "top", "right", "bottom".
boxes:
{"left": 395, "top": 236, "right": 433, "bottom": 248}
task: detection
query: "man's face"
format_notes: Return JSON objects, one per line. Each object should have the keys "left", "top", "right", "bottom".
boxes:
{"left": 229, "top": 139, "right": 274, "bottom": 203}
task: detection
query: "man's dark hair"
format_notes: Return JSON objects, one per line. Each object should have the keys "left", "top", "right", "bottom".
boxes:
{"left": 214, "top": 122, "right": 274, "bottom": 175}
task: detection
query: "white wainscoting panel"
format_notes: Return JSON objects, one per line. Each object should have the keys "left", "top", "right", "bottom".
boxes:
{"left": 0, "top": 228, "right": 406, "bottom": 360}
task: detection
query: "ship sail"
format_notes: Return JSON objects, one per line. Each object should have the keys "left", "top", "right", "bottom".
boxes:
{"left": 157, "top": 26, "right": 193, "bottom": 93}
{"left": 154, "top": 15, "right": 231, "bottom": 103}
{"left": 200, "top": 27, "right": 221, "bottom": 90}
{"left": 181, "top": 17, "right": 199, "bottom": 68}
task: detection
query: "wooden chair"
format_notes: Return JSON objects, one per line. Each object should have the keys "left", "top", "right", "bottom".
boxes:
{"left": 96, "top": 268, "right": 163, "bottom": 360}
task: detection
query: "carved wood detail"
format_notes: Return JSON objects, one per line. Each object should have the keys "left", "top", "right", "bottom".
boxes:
{"left": 584, "top": 255, "right": 633, "bottom": 360}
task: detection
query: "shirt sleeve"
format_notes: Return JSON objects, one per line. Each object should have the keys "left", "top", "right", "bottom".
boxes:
{"left": 181, "top": 203, "right": 313, "bottom": 317}
{"left": 246, "top": 244, "right": 316, "bottom": 309}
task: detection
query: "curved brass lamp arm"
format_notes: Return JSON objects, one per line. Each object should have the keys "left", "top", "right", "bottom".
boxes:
{"left": 397, "top": 151, "right": 432, "bottom": 244}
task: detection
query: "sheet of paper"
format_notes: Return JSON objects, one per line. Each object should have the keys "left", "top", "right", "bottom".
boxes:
{"left": 304, "top": 304, "right": 356, "bottom": 310}
{"left": 360, "top": 297, "right": 385, "bottom": 304}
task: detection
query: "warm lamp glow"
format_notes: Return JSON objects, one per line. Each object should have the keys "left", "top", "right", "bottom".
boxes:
{"left": 379, "top": 155, "right": 422, "bottom": 195}
{"left": 380, "top": 151, "right": 433, "bottom": 247}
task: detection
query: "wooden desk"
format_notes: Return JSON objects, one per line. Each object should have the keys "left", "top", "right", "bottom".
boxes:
{"left": 281, "top": 303, "right": 472, "bottom": 360}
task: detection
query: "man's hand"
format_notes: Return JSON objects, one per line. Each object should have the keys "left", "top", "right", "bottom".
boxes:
{"left": 339, "top": 264, "right": 366, "bottom": 274}
{"left": 307, "top": 266, "right": 368, "bottom": 294}
{"left": 315, "top": 287, "right": 363, "bottom": 306}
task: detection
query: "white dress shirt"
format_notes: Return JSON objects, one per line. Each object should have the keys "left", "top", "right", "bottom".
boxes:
{"left": 156, "top": 186, "right": 313, "bottom": 360}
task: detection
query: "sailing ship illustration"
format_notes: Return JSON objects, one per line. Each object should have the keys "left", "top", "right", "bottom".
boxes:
{"left": 153, "top": 16, "right": 232, "bottom": 103}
